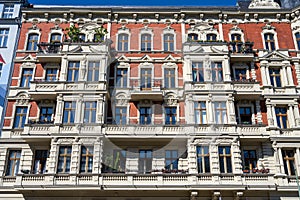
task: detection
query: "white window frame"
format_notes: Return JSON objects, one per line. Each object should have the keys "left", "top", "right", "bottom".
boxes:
{"left": 162, "top": 63, "right": 178, "bottom": 88}
{"left": 139, "top": 28, "right": 153, "bottom": 52}
{"left": 116, "top": 28, "right": 131, "bottom": 51}
{"left": 25, "top": 29, "right": 41, "bottom": 51}
{"left": 162, "top": 28, "right": 176, "bottom": 52}
{"left": 261, "top": 29, "right": 278, "bottom": 51}
{"left": 115, "top": 62, "right": 130, "bottom": 88}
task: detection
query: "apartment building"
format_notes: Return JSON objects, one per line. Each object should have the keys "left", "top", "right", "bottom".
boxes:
{"left": 0, "top": 0, "right": 300, "bottom": 199}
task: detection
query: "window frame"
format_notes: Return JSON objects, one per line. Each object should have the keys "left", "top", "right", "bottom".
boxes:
{"left": 165, "top": 150, "right": 178, "bottom": 170}
{"left": 195, "top": 101, "right": 207, "bottom": 124}
{"left": 192, "top": 62, "right": 204, "bottom": 82}
{"left": 165, "top": 107, "right": 177, "bottom": 125}
{"left": 87, "top": 61, "right": 100, "bottom": 82}
{"left": 116, "top": 67, "right": 128, "bottom": 88}
{"left": 138, "top": 149, "right": 152, "bottom": 174}
{"left": 57, "top": 146, "right": 72, "bottom": 173}
{"left": 282, "top": 149, "right": 296, "bottom": 176}
{"left": 115, "top": 106, "right": 127, "bottom": 125}
{"left": 117, "top": 33, "right": 129, "bottom": 52}
{"left": 0, "top": 28, "right": 9, "bottom": 48}
{"left": 275, "top": 106, "right": 289, "bottom": 129}
{"left": 163, "top": 33, "right": 174, "bottom": 52}
{"left": 211, "top": 62, "right": 223, "bottom": 82}
{"left": 20, "top": 68, "right": 33, "bottom": 88}
{"left": 26, "top": 33, "right": 39, "bottom": 51}
{"left": 13, "top": 106, "right": 28, "bottom": 129}
{"left": 67, "top": 61, "right": 80, "bottom": 82}
{"left": 83, "top": 101, "right": 97, "bottom": 123}
{"left": 80, "top": 146, "right": 94, "bottom": 173}
{"left": 139, "top": 106, "right": 152, "bottom": 125}
{"left": 140, "top": 33, "right": 152, "bottom": 52}
{"left": 33, "top": 149, "right": 48, "bottom": 174}
{"left": 5, "top": 150, "right": 21, "bottom": 176}
{"left": 243, "top": 149, "right": 257, "bottom": 171}
{"left": 164, "top": 67, "right": 176, "bottom": 88}
{"left": 218, "top": 146, "right": 232, "bottom": 173}
{"left": 214, "top": 101, "right": 227, "bottom": 124}
{"left": 263, "top": 32, "right": 277, "bottom": 51}
{"left": 2, "top": 4, "right": 14, "bottom": 18}
{"left": 196, "top": 146, "right": 210, "bottom": 173}
{"left": 63, "top": 101, "right": 76, "bottom": 124}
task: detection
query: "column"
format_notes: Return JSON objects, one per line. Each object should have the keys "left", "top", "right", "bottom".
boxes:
{"left": 293, "top": 99, "right": 300, "bottom": 127}
{"left": 223, "top": 56, "right": 231, "bottom": 82}
{"left": 97, "top": 94, "right": 104, "bottom": 124}
{"left": 208, "top": 95, "right": 214, "bottom": 123}
{"left": 76, "top": 95, "right": 83, "bottom": 124}
{"left": 285, "top": 64, "right": 294, "bottom": 86}
{"left": 255, "top": 100, "right": 263, "bottom": 124}
{"left": 260, "top": 62, "right": 268, "bottom": 85}
{"left": 54, "top": 94, "right": 63, "bottom": 124}
{"left": 60, "top": 55, "right": 68, "bottom": 81}
{"left": 250, "top": 61, "right": 256, "bottom": 80}
{"left": 288, "top": 104, "right": 295, "bottom": 128}
{"left": 228, "top": 94, "right": 236, "bottom": 124}
{"left": 79, "top": 55, "right": 87, "bottom": 81}
{"left": 266, "top": 100, "right": 274, "bottom": 126}
{"left": 294, "top": 62, "right": 300, "bottom": 86}
{"left": 71, "top": 138, "right": 80, "bottom": 174}
{"left": 278, "top": 148, "right": 285, "bottom": 174}
{"left": 281, "top": 65, "right": 288, "bottom": 87}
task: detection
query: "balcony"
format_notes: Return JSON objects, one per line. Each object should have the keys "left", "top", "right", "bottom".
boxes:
{"left": 232, "top": 79, "right": 261, "bottom": 98}
{"left": 229, "top": 42, "right": 254, "bottom": 61}
{"left": 237, "top": 125, "right": 268, "bottom": 138}
{"left": 130, "top": 78, "right": 163, "bottom": 100}
{"left": 37, "top": 42, "right": 62, "bottom": 62}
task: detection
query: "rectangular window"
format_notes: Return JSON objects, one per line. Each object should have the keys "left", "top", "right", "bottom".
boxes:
{"left": 0, "top": 63, "right": 3, "bottom": 78}
{"left": 57, "top": 146, "right": 72, "bottom": 173}
{"left": 212, "top": 62, "right": 223, "bottom": 82}
{"left": 20, "top": 68, "right": 33, "bottom": 87}
{"left": 275, "top": 107, "right": 289, "bottom": 129}
{"left": 84, "top": 101, "right": 96, "bottom": 123}
{"left": 50, "top": 33, "right": 61, "bottom": 43}
{"left": 264, "top": 33, "right": 275, "bottom": 51}
{"left": 26, "top": 34, "right": 39, "bottom": 51}
{"left": 163, "top": 34, "right": 174, "bottom": 51}
{"left": 63, "top": 101, "right": 76, "bottom": 124}
{"left": 141, "top": 68, "right": 152, "bottom": 89}
{"left": 0, "top": 28, "right": 9, "bottom": 47}
{"left": 239, "top": 107, "right": 252, "bottom": 125}
{"left": 113, "top": 149, "right": 126, "bottom": 173}
{"left": 80, "top": 146, "right": 93, "bottom": 173}
{"left": 206, "top": 34, "right": 217, "bottom": 41}
{"left": 141, "top": 34, "right": 151, "bottom": 51}
{"left": 139, "top": 150, "right": 152, "bottom": 174}
{"left": 234, "top": 68, "right": 247, "bottom": 81}
{"left": 118, "top": 34, "right": 129, "bottom": 51}
{"left": 230, "top": 34, "right": 242, "bottom": 53}
{"left": 188, "top": 33, "right": 198, "bottom": 41}
{"left": 197, "top": 146, "right": 210, "bottom": 173}
{"left": 87, "top": 61, "right": 99, "bottom": 82}
{"left": 164, "top": 68, "right": 175, "bottom": 88}
{"left": 282, "top": 149, "right": 296, "bottom": 176}
{"left": 67, "top": 61, "right": 79, "bottom": 82}
{"left": 296, "top": 33, "right": 300, "bottom": 50}
{"left": 219, "top": 146, "right": 232, "bottom": 173}
{"left": 45, "top": 68, "right": 57, "bottom": 81}
{"left": 165, "top": 150, "right": 178, "bottom": 170}
{"left": 243, "top": 150, "right": 257, "bottom": 171}
{"left": 116, "top": 68, "right": 128, "bottom": 88}
{"left": 2, "top": 5, "right": 14, "bottom": 18}
{"left": 13, "top": 107, "right": 28, "bottom": 129}
{"left": 5, "top": 150, "right": 21, "bottom": 176}
{"left": 165, "top": 107, "right": 176, "bottom": 125}
{"left": 140, "top": 107, "right": 151, "bottom": 125}
{"left": 269, "top": 68, "right": 281, "bottom": 87}
{"left": 195, "top": 101, "right": 207, "bottom": 124}
{"left": 214, "top": 102, "right": 227, "bottom": 124}
{"left": 192, "top": 62, "right": 204, "bottom": 82}
{"left": 115, "top": 107, "right": 127, "bottom": 125}
{"left": 39, "top": 106, "right": 53, "bottom": 123}
{"left": 33, "top": 150, "right": 48, "bottom": 174}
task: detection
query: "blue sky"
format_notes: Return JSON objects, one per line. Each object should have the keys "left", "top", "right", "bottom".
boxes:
{"left": 30, "top": 0, "right": 237, "bottom": 6}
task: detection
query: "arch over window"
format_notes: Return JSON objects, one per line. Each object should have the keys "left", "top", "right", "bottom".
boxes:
{"left": 163, "top": 34, "right": 174, "bottom": 52}
{"left": 141, "top": 33, "right": 151, "bottom": 51}
{"left": 264, "top": 33, "right": 275, "bottom": 51}
{"left": 118, "top": 33, "right": 129, "bottom": 51}
{"left": 231, "top": 33, "right": 242, "bottom": 53}
{"left": 26, "top": 33, "right": 39, "bottom": 51}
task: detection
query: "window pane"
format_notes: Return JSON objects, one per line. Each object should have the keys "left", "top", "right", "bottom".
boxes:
{"left": 27, "top": 34, "right": 39, "bottom": 51}
{"left": 6, "top": 150, "right": 21, "bottom": 176}
{"left": 20, "top": 68, "right": 33, "bottom": 87}
{"left": 118, "top": 34, "right": 129, "bottom": 51}
{"left": 13, "top": 107, "right": 28, "bottom": 129}
{"left": 67, "top": 61, "right": 79, "bottom": 82}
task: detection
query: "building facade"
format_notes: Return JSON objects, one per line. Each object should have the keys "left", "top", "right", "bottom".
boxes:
{"left": 0, "top": 0, "right": 27, "bottom": 133}
{"left": 1, "top": 0, "right": 300, "bottom": 199}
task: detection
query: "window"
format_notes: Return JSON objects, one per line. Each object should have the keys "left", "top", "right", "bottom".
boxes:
{"left": 164, "top": 68, "right": 175, "bottom": 88}
{"left": 39, "top": 106, "right": 53, "bottom": 122}
{"left": 115, "top": 107, "right": 127, "bottom": 125}
{"left": 243, "top": 150, "right": 257, "bottom": 171}
{"left": 141, "top": 34, "right": 151, "bottom": 51}
{"left": 139, "top": 150, "right": 152, "bottom": 174}
{"left": 165, "top": 107, "right": 176, "bottom": 125}
{"left": 67, "top": 61, "right": 79, "bottom": 82}
{"left": 33, "top": 150, "right": 48, "bottom": 174}
{"left": 84, "top": 102, "right": 96, "bottom": 123}
{"left": 264, "top": 33, "right": 275, "bottom": 51}
{"left": 141, "top": 68, "right": 152, "bottom": 89}
{"left": 212, "top": 62, "right": 223, "bottom": 82}
{"left": 78, "top": 33, "right": 85, "bottom": 42}
{"left": 206, "top": 33, "right": 217, "bottom": 41}
{"left": 239, "top": 107, "right": 252, "bottom": 125}
{"left": 118, "top": 34, "right": 129, "bottom": 51}
{"left": 195, "top": 101, "right": 207, "bottom": 124}
{"left": 0, "top": 63, "right": 3, "bottom": 78}
{"left": 113, "top": 149, "right": 126, "bottom": 173}
{"left": 80, "top": 146, "right": 93, "bottom": 173}
{"left": 140, "top": 107, "right": 151, "bottom": 125}
{"left": 214, "top": 102, "right": 227, "bottom": 124}
{"left": 0, "top": 28, "right": 9, "bottom": 47}
{"left": 275, "top": 107, "right": 289, "bottom": 129}
{"left": 163, "top": 34, "right": 174, "bottom": 51}
{"left": 26, "top": 34, "right": 39, "bottom": 51}
{"left": 45, "top": 68, "right": 58, "bottom": 81}
{"left": 231, "top": 34, "right": 242, "bottom": 53}
{"left": 282, "top": 149, "right": 296, "bottom": 176}
{"left": 295, "top": 32, "right": 300, "bottom": 50}
{"left": 219, "top": 146, "right": 232, "bottom": 173}
{"left": 5, "top": 150, "right": 21, "bottom": 176}
{"left": 87, "top": 61, "right": 100, "bottom": 82}
{"left": 63, "top": 101, "right": 76, "bottom": 123}
{"left": 13, "top": 107, "right": 28, "bottom": 129}
{"left": 165, "top": 150, "right": 178, "bottom": 170}
{"left": 188, "top": 33, "right": 198, "bottom": 41}
{"left": 57, "top": 146, "right": 72, "bottom": 173}
{"left": 197, "top": 146, "right": 210, "bottom": 173}
{"left": 192, "top": 62, "right": 204, "bottom": 82}
{"left": 20, "top": 68, "right": 33, "bottom": 87}
{"left": 116, "top": 68, "right": 128, "bottom": 88}
{"left": 50, "top": 33, "right": 61, "bottom": 43}
{"left": 234, "top": 68, "right": 247, "bottom": 81}
{"left": 269, "top": 68, "right": 281, "bottom": 87}
{"left": 2, "top": 5, "right": 14, "bottom": 18}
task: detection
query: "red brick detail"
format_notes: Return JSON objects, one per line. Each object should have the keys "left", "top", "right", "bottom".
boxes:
{"left": 255, "top": 62, "right": 262, "bottom": 86}
{"left": 29, "top": 102, "right": 38, "bottom": 117}
{"left": 291, "top": 64, "right": 298, "bottom": 86}
{"left": 5, "top": 101, "right": 15, "bottom": 117}
{"left": 260, "top": 100, "right": 268, "bottom": 125}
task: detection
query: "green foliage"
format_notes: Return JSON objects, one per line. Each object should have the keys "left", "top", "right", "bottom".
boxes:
{"left": 66, "top": 25, "right": 80, "bottom": 42}
{"left": 94, "top": 26, "right": 108, "bottom": 42}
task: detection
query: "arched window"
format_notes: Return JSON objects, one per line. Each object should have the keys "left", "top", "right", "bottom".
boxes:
{"left": 264, "top": 33, "right": 275, "bottom": 51}
{"left": 163, "top": 34, "right": 174, "bottom": 52}
{"left": 26, "top": 33, "right": 39, "bottom": 51}
{"left": 231, "top": 34, "right": 242, "bottom": 53}
{"left": 206, "top": 33, "right": 217, "bottom": 41}
{"left": 188, "top": 33, "right": 198, "bottom": 41}
{"left": 118, "top": 33, "right": 129, "bottom": 51}
{"left": 141, "top": 34, "right": 151, "bottom": 51}
{"left": 50, "top": 33, "right": 61, "bottom": 43}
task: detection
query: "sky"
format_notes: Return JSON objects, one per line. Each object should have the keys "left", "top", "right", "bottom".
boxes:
{"left": 29, "top": 0, "right": 237, "bottom": 6}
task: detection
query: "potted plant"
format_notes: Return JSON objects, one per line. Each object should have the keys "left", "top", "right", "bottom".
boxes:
{"left": 66, "top": 25, "right": 81, "bottom": 42}
{"left": 94, "top": 26, "right": 108, "bottom": 42}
